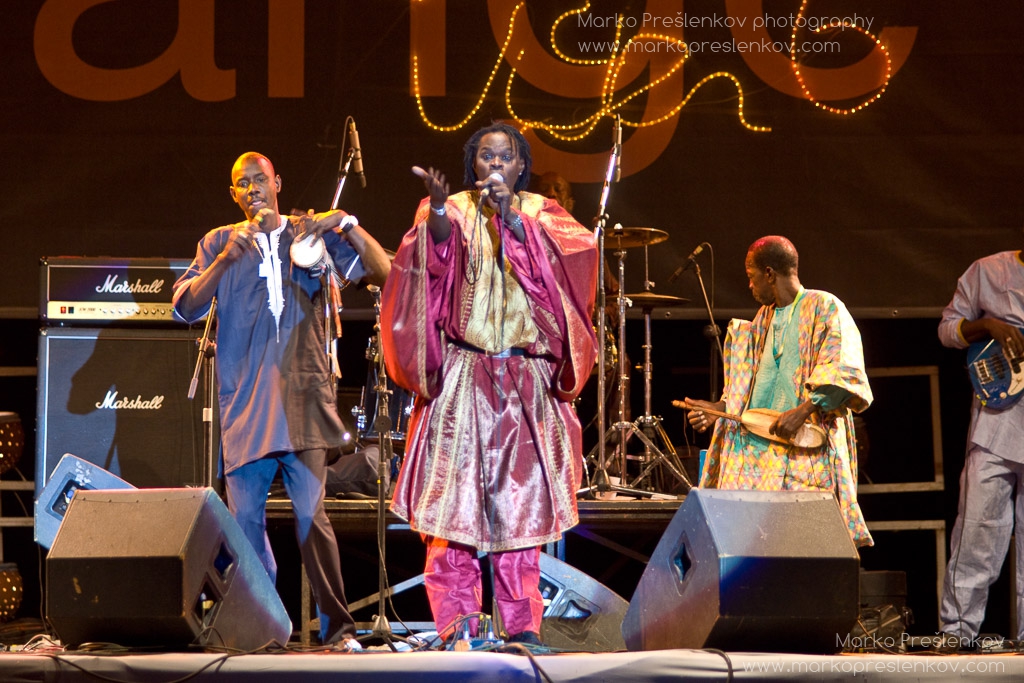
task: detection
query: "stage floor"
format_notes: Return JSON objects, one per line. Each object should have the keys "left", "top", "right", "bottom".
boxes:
{"left": 20, "top": 498, "right": 964, "bottom": 682}
{"left": 1, "top": 646, "right": 1021, "bottom": 682}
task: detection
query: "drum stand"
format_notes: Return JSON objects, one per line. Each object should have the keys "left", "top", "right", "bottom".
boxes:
{"left": 580, "top": 241, "right": 693, "bottom": 498}
{"left": 357, "top": 285, "right": 409, "bottom": 651}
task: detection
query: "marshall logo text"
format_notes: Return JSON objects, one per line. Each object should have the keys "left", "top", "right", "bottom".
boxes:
{"left": 95, "top": 275, "right": 165, "bottom": 295}
{"left": 95, "top": 390, "right": 165, "bottom": 410}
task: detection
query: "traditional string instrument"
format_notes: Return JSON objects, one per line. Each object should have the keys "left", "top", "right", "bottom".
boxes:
{"left": 672, "top": 399, "right": 827, "bottom": 449}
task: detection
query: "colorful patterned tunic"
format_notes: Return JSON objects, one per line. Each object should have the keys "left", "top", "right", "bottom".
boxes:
{"left": 700, "top": 289, "right": 874, "bottom": 546}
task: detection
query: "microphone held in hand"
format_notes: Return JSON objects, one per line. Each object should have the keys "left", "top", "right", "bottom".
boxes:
{"left": 667, "top": 242, "right": 706, "bottom": 283}
{"left": 349, "top": 120, "right": 366, "bottom": 188}
{"left": 248, "top": 208, "right": 273, "bottom": 248}
{"left": 478, "top": 172, "right": 505, "bottom": 200}
{"left": 252, "top": 207, "right": 273, "bottom": 227}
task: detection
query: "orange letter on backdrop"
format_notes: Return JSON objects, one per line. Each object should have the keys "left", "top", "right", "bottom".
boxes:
{"left": 725, "top": 0, "right": 917, "bottom": 101}
{"left": 34, "top": 0, "right": 305, "bottom": 101}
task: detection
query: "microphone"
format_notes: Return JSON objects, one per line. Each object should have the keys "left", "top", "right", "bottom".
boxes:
{"left": 252, "top": 207, "right": 272, "bottom": 226}
{"left": 667, "top": 243, "right": 705, "bottom": 283}
{"left": 349, "top": 120, "right": 366, "bottom": 188}
{"left": 249, "top": 208, "right": 273, "bottom": 250}
{"left": 478, "top": 172, "right": 504, "bottom": 200}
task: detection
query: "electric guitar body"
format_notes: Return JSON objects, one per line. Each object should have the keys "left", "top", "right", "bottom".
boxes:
{"left": 967, "top": 336, "right": 1024, "bottom": 410}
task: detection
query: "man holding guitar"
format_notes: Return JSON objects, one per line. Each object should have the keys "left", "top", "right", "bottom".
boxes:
{"left": 683, "top": 236, "right": 874, "bottom": 547}
{"left": 936, "top": 246, "right": 1024, "bottom": 651}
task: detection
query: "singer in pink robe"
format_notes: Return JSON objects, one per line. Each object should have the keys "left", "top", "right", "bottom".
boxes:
{"left": 381, "top": 124, "right": 598, "bottom": 644}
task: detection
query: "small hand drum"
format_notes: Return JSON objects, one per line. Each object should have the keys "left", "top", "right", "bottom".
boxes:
{"left": 290, "top": 233, "right": 328, "bottom": 270}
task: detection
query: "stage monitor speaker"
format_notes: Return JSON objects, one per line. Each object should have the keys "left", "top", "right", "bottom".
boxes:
{"left": 539, "top": 552, "right": 628, "bottom": 652}
{"left": 622, "top": 489, "right": 860, "bottom": 654}
{"left": 46, "top": 488, "right": 291, "bottom": 651}
{"left": 35, "top": 453, "right": 135, "bottom": 549}
{"left": 36, "top": 327, "right": 217, "bottom": 497}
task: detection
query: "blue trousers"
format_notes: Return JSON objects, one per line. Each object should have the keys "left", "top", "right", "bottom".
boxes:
{"left": 226, "top": 449, "right": 356, "bottom": 643}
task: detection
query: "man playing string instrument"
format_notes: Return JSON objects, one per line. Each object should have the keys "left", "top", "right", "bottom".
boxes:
{"left": 934, "top": 243, "right": 1024, "bottom": 648}
{"left": 684, "top": 235, "right": 874, "bottom": 547}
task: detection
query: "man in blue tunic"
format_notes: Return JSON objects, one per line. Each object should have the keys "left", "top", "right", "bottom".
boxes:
{"left": 174, "top": 152, "right": 391, "bottom": 648}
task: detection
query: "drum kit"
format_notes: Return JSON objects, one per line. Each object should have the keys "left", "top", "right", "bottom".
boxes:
{"left": 345, "top": 249, "right": 415, "bottom": 453}
{"left": 336, "top": 226, "right": 692, "bottom": 499}
{"left": 585, "top": 225, "right": 694, "bottom": 498}
{"left": 352, "top": 318, "right": 415, "bottom": 450}
{"left": 321, "top": 221, "right": 692, "bottom": 501}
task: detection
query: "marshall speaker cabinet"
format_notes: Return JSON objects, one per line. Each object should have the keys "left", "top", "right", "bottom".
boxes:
{"left": 36, "top": 326, "right": 215, "bottom": 497}
{"left": 36, "top": 257, "right": 215, "bottom": 499}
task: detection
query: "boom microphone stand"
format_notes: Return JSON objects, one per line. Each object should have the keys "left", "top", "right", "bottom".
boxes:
{"left": 327, "top": 122, "right": 406, "bottom": 649}
{"left": 694, "top": 259, "right": 724, "bottom": 400}
{"left": 577, "top": 128, "right": 694, "bottom": 498}
{"left": 358, "top": 286, "right": 408, "bottom": 650}
{"left": 578, "top": 118, "right": 624, "bottom": 498}
{"left": 187, "top": 296, "right": 218, "bottom": 491}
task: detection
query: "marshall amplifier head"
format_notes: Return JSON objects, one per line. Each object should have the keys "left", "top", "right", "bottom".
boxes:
{"left": 36, "top": 327, "right": 216, "bottom": 498}
{"left": 40, "top": 256, "right": 192, "bottom": 325}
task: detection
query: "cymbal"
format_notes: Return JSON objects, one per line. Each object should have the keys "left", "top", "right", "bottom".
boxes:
{"left": 623, "top": 292, "right": 690, "bottom": 309}
{"left": 604, "top": 227, "right": 669, "bottom": 249}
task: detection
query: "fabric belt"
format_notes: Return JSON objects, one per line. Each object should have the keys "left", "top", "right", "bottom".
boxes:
{"left": 451, "top": 339, "right": 526, "bottom": 358}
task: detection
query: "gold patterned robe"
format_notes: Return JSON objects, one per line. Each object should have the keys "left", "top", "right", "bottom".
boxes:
{"left": 381, "top": 191, "right": 598, "bottom": 551}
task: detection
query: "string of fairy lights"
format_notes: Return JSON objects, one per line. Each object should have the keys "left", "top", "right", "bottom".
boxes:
{"left": 789, "top": 0, "right": 892, "bottom": 115}
{"left": 412, "top": 1, "right": 892, "bottom": 138}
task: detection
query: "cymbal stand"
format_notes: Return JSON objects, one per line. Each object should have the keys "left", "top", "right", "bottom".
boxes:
{"left": 358, "top": 285, "right": 408, "bottom": 650}
{"left": 614, "top": 253, "right": 691, "bottom": 495}
{"left": 579, "top": 242, "right": 691, "bottom": 498}
{"left": 630, "top": 247, "right": 689, "bottom": 492}
{"left": 625, "top": 296, "right": 691, "bottom": 493}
